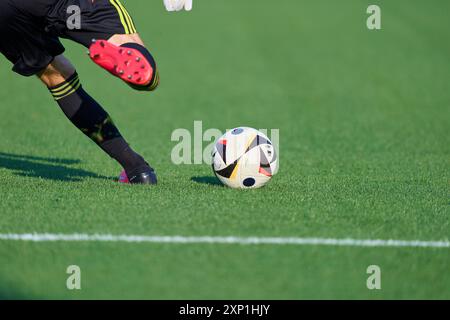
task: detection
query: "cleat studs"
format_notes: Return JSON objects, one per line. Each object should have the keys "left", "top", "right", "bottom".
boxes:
{"left": 92, "top": 39, "right": 97, "bottom": 43}
{"left": 119, "top": 49, "right": 123, "bottom": 54}
{"left": 127, "top": 50, "right": 132, "bottom": 55}
{"left": 136, "top": 77, "right": 142, "bottom": 82}
{"left": 127, "top": 75, "right": 132, "bottom": 80}
{"left": 136, "top": 57, "right": 141, "bottom": 62}
{"left": 93, "top": 54, "right": 100, "bottom": 59}
{"left": 100, "top": 41, "right": 105, "bottom": 48}
{"left": 141, "top": 65, "right": 145, "bottom": 69}
{"left": 87, "top": 50, "right": 90, "bottom": 55}
{"left": 119, "top": 70, "right": 124, "bottom": 75}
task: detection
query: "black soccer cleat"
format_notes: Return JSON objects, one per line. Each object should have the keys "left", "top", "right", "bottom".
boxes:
{"left": 127, "top": 165, "right": 158, "bottom": 185}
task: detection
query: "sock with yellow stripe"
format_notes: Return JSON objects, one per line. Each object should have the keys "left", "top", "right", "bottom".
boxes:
{"left": 49, "top": 72, "right": 148, "bottom": 174}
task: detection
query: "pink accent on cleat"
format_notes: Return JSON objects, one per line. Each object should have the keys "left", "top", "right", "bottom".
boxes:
{"left": 89, "top": 40, "right": 153, "bottom": 86}
{"left": 118, "top": 170, "right": 130, "bottom": 184}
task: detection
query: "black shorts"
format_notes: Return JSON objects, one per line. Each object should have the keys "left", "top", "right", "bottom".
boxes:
{"left": 0, "top": 0, "right": 138, "bottom": 76}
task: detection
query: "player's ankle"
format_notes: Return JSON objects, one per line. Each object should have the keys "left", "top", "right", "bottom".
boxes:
{"left": 100, "top": 138, "right": 147, "bottom": 172}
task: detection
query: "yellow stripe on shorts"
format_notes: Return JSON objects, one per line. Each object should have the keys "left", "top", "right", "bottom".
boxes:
{"left": 110, "top": 0, "right": 137, "bottom": 34}
{"left": 116, "top": 0, "right": 137, "bottom": 33}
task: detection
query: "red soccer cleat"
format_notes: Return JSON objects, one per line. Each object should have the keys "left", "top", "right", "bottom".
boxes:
{"left": 88, "top": 39, "right": 153, "bottom": 86}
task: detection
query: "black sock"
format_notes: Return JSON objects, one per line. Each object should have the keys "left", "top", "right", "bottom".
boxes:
{"left": 48, "top": 72, "right": 148, "bottom": 174}
{"left": 120, "top": 43, "right": 160, "bottom": 91}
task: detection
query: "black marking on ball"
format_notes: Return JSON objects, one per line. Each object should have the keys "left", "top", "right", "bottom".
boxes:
{"left": 243, "top": 177, "right": 256, "bottom": 187}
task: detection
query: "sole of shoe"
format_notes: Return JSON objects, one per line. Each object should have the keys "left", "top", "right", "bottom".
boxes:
{"left": 89, "top": 39, "right": 153, "bottom": 86}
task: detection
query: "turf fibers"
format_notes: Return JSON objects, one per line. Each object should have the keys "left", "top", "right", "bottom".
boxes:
{"left": 0, "top": 0, "right": 449, "bottom": 299}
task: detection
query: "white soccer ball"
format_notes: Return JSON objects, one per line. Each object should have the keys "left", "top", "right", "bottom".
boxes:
{"left": 212, "top": 127, "right": 278, "bottom": 189}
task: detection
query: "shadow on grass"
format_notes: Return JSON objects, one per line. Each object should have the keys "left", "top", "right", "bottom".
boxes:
{"left": 0, "top": 151, "right": 110, "bottom": 182}
{"left": 0, "top": 288, "right": 31, "bottom": 300}
{"left": 191, "top": 176, "right": 224, "bottom": 187}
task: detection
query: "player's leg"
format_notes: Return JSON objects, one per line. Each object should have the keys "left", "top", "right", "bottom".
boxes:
{"left": 0, "top": 1, "right": 155, "bottom": 184}
{"left": 108, "top": 33, "right": 145, "bottom": 47}
{"left": 60, "top": 1, "right": 159, "bottom": 91}
{"left": 100, "top": 1, "right": 159, "bottom": 91}
{"left": 38, "top": 54, "right": 157, "bottom": 184}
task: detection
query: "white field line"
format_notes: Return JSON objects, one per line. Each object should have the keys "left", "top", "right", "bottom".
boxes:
{"left": 0, "top": 233, "right": 449, "bottom": 248}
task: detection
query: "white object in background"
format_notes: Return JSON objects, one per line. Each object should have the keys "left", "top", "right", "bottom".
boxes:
{"left": 164, "top": 0, "right": 193, "bottom": 12}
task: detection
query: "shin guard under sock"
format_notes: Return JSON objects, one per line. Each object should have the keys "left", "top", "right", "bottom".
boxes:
{"left": 48, "top": 72, "right": 147, "bottom": 173}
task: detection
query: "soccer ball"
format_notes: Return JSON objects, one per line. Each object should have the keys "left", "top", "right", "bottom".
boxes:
{"left": 212, "top": 127, "right": 278, "bottom": 189}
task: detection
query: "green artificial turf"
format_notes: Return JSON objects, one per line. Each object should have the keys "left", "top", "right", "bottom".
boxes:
{"left": 0, "top": 0, "right": 449, "bottom": 299}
